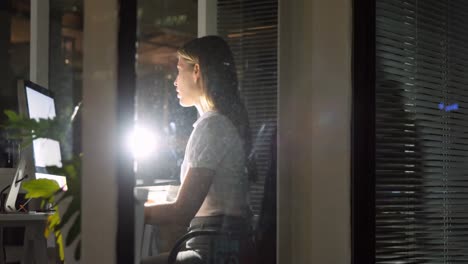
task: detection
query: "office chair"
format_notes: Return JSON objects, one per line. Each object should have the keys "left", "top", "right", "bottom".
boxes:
{"left": 168, "top": 129, "right": 277, "bottom": 264}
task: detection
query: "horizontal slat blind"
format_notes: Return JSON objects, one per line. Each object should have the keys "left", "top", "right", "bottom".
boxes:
{"left": 217, "top": 0, "right": 278, "bottom": 215}
{"left": 376, "top": 0, "right": 468, "bottom": 262}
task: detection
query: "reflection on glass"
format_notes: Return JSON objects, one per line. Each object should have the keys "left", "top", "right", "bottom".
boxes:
{"left": 49, "top": 0, "right": 83, "bottom": 159}
{"left": 0, "top": 0, "right": 31, "bottom": 167}
{"left": 135, "top": 0, "right": 278, "bottom": 263}
{"left": 136, "top": 0, "right": 198, "bottom": 184}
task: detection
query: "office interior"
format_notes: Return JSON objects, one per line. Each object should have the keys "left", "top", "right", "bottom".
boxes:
{"left": 0, "top": 0, "right": 352, "bottom": 263}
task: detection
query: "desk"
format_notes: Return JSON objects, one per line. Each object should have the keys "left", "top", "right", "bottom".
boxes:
{"left": 0, "top": 212, "right": 50, "bottom": 264}
{"left": 135, "top": 180, "right": 178, "bottom": 264}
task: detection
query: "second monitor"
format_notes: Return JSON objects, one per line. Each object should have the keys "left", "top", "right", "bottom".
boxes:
{"left": 4, "top": 80, "right": 66, "bottom": 212}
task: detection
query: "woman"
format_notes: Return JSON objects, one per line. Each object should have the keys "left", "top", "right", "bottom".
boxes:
{"left": 143, "top": 35, "right": 255, "bottom": 264}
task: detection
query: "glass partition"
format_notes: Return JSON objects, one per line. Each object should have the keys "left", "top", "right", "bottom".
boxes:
{"left": 0, "top": 1, "right": 83, "bottom": 262}
{"left": 48, "top": 2, "right": 83, "bottom": 261}
{"left": 135, "top": 2, "right": 198, "bottom": 258}
{"left": 0, "top": 0, "right": 31, "bottom": 168}
{"left": 135, "top": 0, "right": 197, "bottom": 186}
{"left": 49, "top": 0, "right": 83, "bottom": 160}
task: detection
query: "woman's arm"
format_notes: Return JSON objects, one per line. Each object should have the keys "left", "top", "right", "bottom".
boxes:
{"left": 144, "top": 167, "right": 214, "bottom": 226}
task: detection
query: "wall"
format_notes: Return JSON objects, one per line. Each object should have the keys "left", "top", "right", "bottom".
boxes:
{"left": 278, "top": 0, "right": 352, "bottom": 263}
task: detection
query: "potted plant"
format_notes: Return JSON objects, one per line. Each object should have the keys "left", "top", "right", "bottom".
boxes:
{"left": 2, "top": 109, "right": 81, "bottom": 261}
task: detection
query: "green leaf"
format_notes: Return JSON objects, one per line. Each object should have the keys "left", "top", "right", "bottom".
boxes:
{"left": 47, "top": 212, "right": 61, "bottom": 230}
{"left": 66, "top": 164, "right": 78, "bottom": 178}
{"left": 65, "top": 213, "right": 80, "bottom": 247}
{"left": 4, "top": 110, "right": 21, "bottom": 122}
{"left": 22, "top": 179, "right": 61, "bottom": 199}
{"left": 56, "top": 231, "right": 65, "bottom": 261}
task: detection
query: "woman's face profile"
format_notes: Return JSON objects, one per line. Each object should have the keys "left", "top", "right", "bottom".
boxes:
{"left": 174, "top": 56, "right": 201, "bottom": 107}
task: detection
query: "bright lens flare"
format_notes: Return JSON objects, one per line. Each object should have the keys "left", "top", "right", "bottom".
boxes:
{"left": 128, "top": 126, "right": 158, "bottom": 159}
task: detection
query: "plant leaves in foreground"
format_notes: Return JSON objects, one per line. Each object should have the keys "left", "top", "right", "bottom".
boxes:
{"left": 22, "top": 179, "right": 61, "bottom": 200}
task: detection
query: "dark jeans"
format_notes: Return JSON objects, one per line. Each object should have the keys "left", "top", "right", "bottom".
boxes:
{"left": 142, "top": 216, "right": 254, "bottom": 264}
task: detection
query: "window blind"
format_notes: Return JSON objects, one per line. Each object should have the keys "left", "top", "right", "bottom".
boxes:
{"left": 376, "top": 0, "right": 468, "bottom": 262}
{"left": 217, "top": 0, "right": 278, "bottom": 215}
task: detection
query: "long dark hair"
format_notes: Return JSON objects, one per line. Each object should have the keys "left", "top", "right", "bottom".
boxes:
{"left": 178, "top": 35, "right": 256, "bottom": 181}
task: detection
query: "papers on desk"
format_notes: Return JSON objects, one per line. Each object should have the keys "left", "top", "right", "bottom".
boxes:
{"left": 144, "top": 185, "right": 179, "bottom": 206}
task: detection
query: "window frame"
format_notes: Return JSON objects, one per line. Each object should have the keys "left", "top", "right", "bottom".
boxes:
{"left": 116, "top": 0, "right": 137, "bottom": 263}
{"left": 351, "top": 0, "right": 376, "bottom": 263}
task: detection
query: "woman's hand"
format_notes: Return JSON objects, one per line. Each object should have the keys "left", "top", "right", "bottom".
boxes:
{"left": 144, "top": 167, "right": 214, "bottom": 226}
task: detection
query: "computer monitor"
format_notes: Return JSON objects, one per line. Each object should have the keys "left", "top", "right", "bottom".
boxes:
{"left": 4, "top": 80, "right": 66, "bottom": 212}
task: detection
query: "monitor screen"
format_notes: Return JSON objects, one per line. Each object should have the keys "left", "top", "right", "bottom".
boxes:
{"left": 24, "top": 83, "right": 66, "bottom": 189}
{"left": 26, "top": 87, "right": 63, "bottom": 169}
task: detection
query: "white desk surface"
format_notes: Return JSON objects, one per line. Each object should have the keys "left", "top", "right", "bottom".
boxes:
{"left": 0, "top": 212, "right": 50, "bottom": 222}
